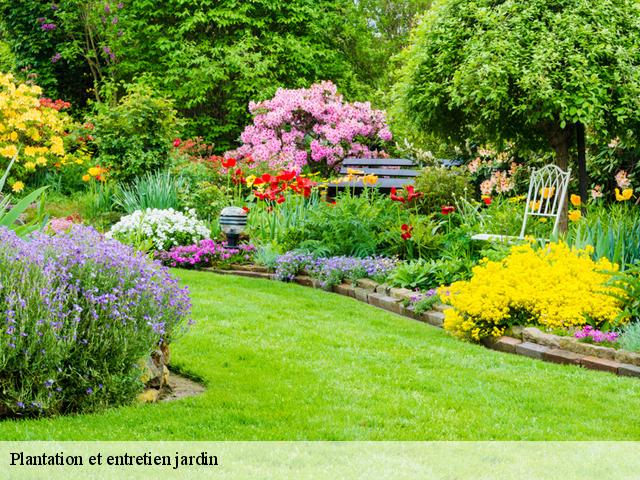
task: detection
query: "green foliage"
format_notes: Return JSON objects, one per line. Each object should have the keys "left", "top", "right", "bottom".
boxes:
{"left": 113, "top": 170, "right": 184, "bottom": 214}
{"left": 620, "top": 322, "right": 640, "bottom": 353}
{"left": 389, "top": 256, "right": 474, "bottom": 291}
{"left": 89, "top": 83, "right": 180, "bottom": 181}
{"left": 396, "top": 0, "right": 640, "bottom": 163}
{"left": 414, "top": 167, "right": 472, "bottom": 214}
{"left": 248, "top": 191, "right": 323, "bottom": 247}
{"left": 388, "top": 259, "right": 435, "bottom": 290}
{"left": 567, "top": 204, "right": 640, "bottom": 269}
{"left": 0, "top": 39, "right": 14, "bottom": 73}
{"left": 281, "top": 190, "right": 403, "bottom": 257}
{"left": 412, "top": 293, "right": 441, "bottom": 314}
{"left": 80, "top": 181, "right": 119, "bottom": 230}
{"left": 178, "top": 182, "right": 230, "bottom": 223}
{"left": 0, "top": 159, "right": 48, "bottom": 236}
{"left": 252, "top": 243, "right": 282, "bottom": 270}
{"left": 0, "top": 0, "right": 397, "bottom": 151}
{"left": 609, "top": 266, "right": 640, "bottom": 327}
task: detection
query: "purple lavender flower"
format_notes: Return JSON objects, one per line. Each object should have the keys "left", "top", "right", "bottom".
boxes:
{"left": 574, "top": 325, "right": 619, "bottom": 344}
{"left": 51, "top": 52, "right": 62, "bottom": 63}
{"left": 0, "top": 225, "right": 192, "bottom": 416}
{"left": 41, "top": 23, "right": 57, "bottom": 31}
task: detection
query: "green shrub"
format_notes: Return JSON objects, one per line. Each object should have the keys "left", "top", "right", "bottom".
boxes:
{"left": 90, "top": 83, "right": 180, "bottom": 181}
{"left": 281, "top": 190, "right": 403, "bottom": 257}
{"left": 0, "top": 226, "right": 190, "bottom": 417}
{"left": 567, "top": 204, "right": 640, "bottom": 269}
{"left": 388, "top": 257, "right": 474, "bottom": 291}
{"left": 620, "top": 322, "right": 640, "bottom": 353}
{"left": 414, "top": 167, "right": 472, "bottom": 214}
{"left": 114, "top": 171, "right": 184, "bottom": 214}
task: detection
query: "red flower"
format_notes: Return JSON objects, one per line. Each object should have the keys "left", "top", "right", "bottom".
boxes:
{"left": 242, "top": 206, "right": 250, "bottom": 213}
{"left": 232, "top": 168, "right": 245, "bottom": 185}
{"left": 482, "top": 197, "right": 492, "bottom": 206}
{"left": 277, "top": 171, "right": 297, "bottom": 182}
{"left": 390, "top": 187, "right": 406, "bottom": 203}
{"left": 405, "top": 186, "right": 423, "bottom": 202}
{"left": 254, "top": 173, "right": 275, "bottom": 186}
{"left": 173, "top": 138, "right": 182, "bottom": 148}
{"left": 400, "top": 223, "right": 413, "bottom": 240}
{"left": 221, "top": 157, "right": 237, "bottom": 169}
{"left": 244, "top": 155, "right": 254, "bottom": 165}
{"left": 441, "top": 205, "right": 455, "bottom": 215}
{"left": 276, "top": 195, "right": 286, "bottom": 204}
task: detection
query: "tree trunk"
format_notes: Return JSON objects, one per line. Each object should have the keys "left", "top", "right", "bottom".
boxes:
{"left": 549, "top": 126, "right": 573, "bottom": 234}
{"left": 576, "top": 122, "right": 588, "bottom": 215}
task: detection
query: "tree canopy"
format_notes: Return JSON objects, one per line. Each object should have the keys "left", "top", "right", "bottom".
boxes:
{"left": 397, "top": 0, "right": 640, "bottom": 168}
{"left": 0, "top": 0, "right": 429, "bottom": 152}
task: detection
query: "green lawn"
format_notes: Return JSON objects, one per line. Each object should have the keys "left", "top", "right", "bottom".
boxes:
{"left": 2, "top": 270, "right": 640, "bottom": 440}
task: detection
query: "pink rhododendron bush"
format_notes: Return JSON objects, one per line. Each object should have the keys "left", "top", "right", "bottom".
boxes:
{"left": 227, "top": 81, "right": 392, "bottom": 174}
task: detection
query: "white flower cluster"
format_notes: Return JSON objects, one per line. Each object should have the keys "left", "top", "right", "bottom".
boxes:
{"left": 108, "top": 208, "right": 210, "bottom": 252}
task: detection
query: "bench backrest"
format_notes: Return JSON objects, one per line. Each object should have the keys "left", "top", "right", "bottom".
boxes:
{"left": 334, "top": 158, "right": 419, "bottom": 189}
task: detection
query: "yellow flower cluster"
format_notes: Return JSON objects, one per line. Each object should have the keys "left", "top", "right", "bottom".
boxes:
{"left": 0, "top": 73, "right": 86, "bottom": 186}
{"left": 334, "top": 168, "right": 378, "bottom": 186}
{"left": 438, "top": 242, "right": 625, "bottom": 341}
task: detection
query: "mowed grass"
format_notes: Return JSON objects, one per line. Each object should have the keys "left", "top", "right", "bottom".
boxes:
{"left": 2, "top": 270, "right": 640, "bottom": 440}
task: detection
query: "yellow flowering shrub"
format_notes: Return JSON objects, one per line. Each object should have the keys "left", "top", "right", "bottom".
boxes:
{"left": 0, "top": 73, "right": 90, "bottom": 186}
{"left": 438, "top": 242, "right": 626, "bottom": 341}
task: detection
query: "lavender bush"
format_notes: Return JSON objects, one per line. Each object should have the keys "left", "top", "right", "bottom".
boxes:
{"left": 307, "top": 256, "right": 397, "bottom": 289}
{"left": 0, "top": 225, "right": 191, "bottom": 417}
{"left": 157, "top": 239, "right": 255, "bottom": 269}
{"left": 274, "top": 252, "right": 397, "bottom": 289}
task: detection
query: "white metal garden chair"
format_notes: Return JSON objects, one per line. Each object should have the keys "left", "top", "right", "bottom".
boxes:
{"left": 472, "top": 164, "right": 571, "bottom": 242}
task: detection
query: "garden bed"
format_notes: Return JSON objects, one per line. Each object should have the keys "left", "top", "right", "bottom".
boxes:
{"left": 208, "top": 264, "right": 640, "bottom": 380}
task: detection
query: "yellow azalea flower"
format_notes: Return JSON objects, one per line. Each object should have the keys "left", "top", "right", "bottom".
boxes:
{"left": 509, "top": 195, "right": 526, "bottom": 203}
{"left": 87, "top": 166, "right": 101, "bottom": 177}
{"left": 538, "top": 217, "right": 548, "bottom": 223}
{"left": 528, "top": 200, "right": 541, "bottom": 211}
{"left": 346, "top": 168, "right": 364, "bottom": 176}
{"left": 570, "top": 194, "right": 581, "bottom": 207}
{"left": 541, "top": 187, "right": 555, "bottom": 199}
{"left": 24, "top": 161, "right": 36, "bottom": 171}
{"left": 9, "top": 131, "right": 18, "bottom": 142}
{"left": 0, "top": 145, "right": 18, "bottom": 159}
{"left": 50, "top": 136, "right": 65, "bottom": 156}
{"left": 362, "top": 174, "right": 378, "bottom": 186}
{"left": 615, "top": 188, "right": 633, "bottom": 201}
{"left": 568, "top": 210, "right": 582, "bottom": 222}
{"left": 36, "top": 156, "right": 47, "bottom": 166}
{"left": 11, "top": 181, "right": 24, "bottom": 193}
{"left": 82, "top": 174, "right": 91, "bottom": 182}
{"left": 245, "top": 174, "right": 257, "bottom": 188}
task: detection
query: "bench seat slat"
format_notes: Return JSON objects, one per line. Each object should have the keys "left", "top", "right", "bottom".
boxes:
{"left": 342, "top": 158, "right": 415, "bottom": 167}
{"left": 327, "top": 178, "right": 414, "bottom": 189}
{"left": 338, "top": 167, "right": 420, "bottom": 177}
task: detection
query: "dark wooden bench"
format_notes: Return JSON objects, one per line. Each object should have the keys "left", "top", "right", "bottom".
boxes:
{"left": 328, "top": 158, "right": 419, "bottom": 195}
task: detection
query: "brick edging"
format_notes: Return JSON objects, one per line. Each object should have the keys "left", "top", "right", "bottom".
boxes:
{"left": 205, "top": 267, "right": 640, "bottom": 380}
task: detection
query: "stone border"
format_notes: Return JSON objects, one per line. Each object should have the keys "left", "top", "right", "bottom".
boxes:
{"left": 207, "top": 266, "right": 640, "bottom": 380}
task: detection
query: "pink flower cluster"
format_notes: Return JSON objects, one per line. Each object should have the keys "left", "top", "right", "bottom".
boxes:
{"left": 227, "top": 81, "right": 392, "bottom": 172}
{"left": 47, "top": 215, "right": 82, "bottom": 234}
{"left": 574, "top": 325, "right": 619, "bottom": 344}
{"left": 156, "top": 239, "right": 255, "bottom": 269}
